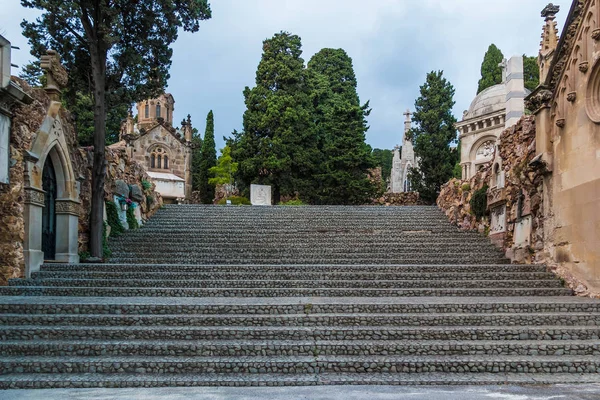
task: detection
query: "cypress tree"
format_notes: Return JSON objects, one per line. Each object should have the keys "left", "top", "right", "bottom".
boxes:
{"left": 477, "top": 44, "right": 504, "bottom": 94}
{"left": 232, "top": 32, "right": 318, "bottom": 203}
{"left": 407, "top": 71, "right": 458, "bottom": 203}
{"left": 198, "top": 111, "right": 217, "bottom": 204}
{"left": 191, "top": 127, "right": 203, "bottom": 191}
{"left": 307, "top": 48, "right": 376, "bottom": 204}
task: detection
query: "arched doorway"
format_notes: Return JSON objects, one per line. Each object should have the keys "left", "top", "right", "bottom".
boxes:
{"left": 41, "top": 156, "right": 57, "bottom": 260}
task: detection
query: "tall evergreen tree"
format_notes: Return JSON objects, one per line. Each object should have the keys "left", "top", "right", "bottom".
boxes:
{"left": 477, "top": 44, "right": 504, "bottom": 94}
{"left": 372, "top": 148, "right": 394, "bottom": 186}
{"left": 523, "top": 55, "right": 540, "bottom": 91}
{"left": 307, "top": 48, "right": 376, "bottom": 205}
{"left": 198, "top": 111, "right": 217, "bottom": 204}
{"left": 20, "top": 0, "right": 212, "bottom": 258}
{"left": 407, "top": 71, "right": 458, "bottom": 203}
{"left": 232, "top": 32, "right": 318, "bottom": 203}
{"left": 191, "top": 127, "right": 203, "bottom": 191}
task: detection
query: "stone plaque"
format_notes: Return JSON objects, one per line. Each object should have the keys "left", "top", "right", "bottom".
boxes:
{"left": 514, "top": 216, "right": 532, "bottom": 247}
{"left": 490, "top": 204, "right": 507, "bottom": 234}
{"left": 0, "top": 113, "right": 9, "bottom": 184}
{"left": 115, "top": 180, "right": 129, "bottom": 198}
{"left": 130, "top": 184, "right": 144, "bottom": 202}
{"left": 250, "top": 184, "right": 271, "bottom": 206}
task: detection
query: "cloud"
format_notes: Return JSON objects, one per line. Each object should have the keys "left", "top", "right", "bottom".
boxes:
{"left": 2, "top": 0, "right": 568, "bottom": 151}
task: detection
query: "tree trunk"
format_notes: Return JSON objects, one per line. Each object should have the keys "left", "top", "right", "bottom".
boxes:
{"left": 273, "top": 185, "right": 280, "bottom": 205}
{"left": 88, "top": 43, "right": 108, "bottom": 259}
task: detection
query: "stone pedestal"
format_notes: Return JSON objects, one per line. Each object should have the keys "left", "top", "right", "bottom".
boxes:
{"left": 55, "top": 199, "right": 80, "bottom": 263}
{"left": 23, "top": 188, "right": 45, "bottom": 277}
{"left": 251, "top": 184, "right": 272, "bottom": 206}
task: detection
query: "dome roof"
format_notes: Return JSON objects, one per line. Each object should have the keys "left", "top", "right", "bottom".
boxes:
{"left": 465, "top": 84, "right": 507, "bottom": 120}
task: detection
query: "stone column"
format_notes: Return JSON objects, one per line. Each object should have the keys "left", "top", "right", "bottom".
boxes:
{"left": 505, "top": 56, "right": 526, "bottom": 128}
{"left": 23, "top": 187, "right": 45, "bottom": 277}
{"left": 55, "top": 199, "right": 80, "bottom": 263}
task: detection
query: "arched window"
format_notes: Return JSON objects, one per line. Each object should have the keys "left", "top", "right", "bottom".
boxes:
{"left": 166, "top": 107, "right": 170, "bottom": 122}
{"left": 150, "top": 147, "right": 169, "bottom": 170}
{"left": 156, "top": 103, "right": 161, "bottom": 119}
{"left": 164, "top": 155, "right": 169, "bottom": 169}
{"left": 157, "top": 154, "right": 162, "bottom": 168}
{"left": 151, "top": 154, "right": 156, "bottom": 168}
{"left": 145, "top": 104, "right": 149, "bottom": 118}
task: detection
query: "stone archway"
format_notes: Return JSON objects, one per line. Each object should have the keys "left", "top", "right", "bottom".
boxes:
{"left": 23, "top": 107, "right": 80, "bottom": 277}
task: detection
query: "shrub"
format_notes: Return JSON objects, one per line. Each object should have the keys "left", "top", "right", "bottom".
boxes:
{"left": 280, "top": 199, "right": 306, "bottom": 206}
{"left": 126, "top": 206, "right": 139, "bottom": 230}
{"left": 141, "top": 180, "right": 152, "bottom": 191}
{"left": 105, "top": 201, "right": 125, "bottom": 237}
{"left": 470, "top": 185, "right": 489, "bottom": 220}
{"left": 217, "top": 196, "right": 251, "bottom": 206}
{"left": 461, "top": 183, "right": 471, "bottom": 192}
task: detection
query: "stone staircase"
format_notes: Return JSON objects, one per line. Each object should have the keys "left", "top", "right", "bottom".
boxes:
{"left": 0, "top": 205, "right": 599, "bottom": 389}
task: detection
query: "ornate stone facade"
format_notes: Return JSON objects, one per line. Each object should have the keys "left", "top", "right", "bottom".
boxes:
{"left": 111, "top": 95, "right": 193, "bottom": 203}
{"left": 390, "top": 110, "right": 417, "bottom": 193}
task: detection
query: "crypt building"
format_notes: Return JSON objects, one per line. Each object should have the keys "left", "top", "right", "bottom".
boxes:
{"left": 456, "top": 56, "right": 528, "bottom": 180}
{"left": 390, "top": 110, "right": 417, "bottom": 193}
{"left": 110, "top": 94, "right": 193, "bottom": 203}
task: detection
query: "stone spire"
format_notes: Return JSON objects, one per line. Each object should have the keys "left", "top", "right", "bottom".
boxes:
{"left": 40, "top": 49, "right": 68, "bottom": 101}
{"left": 403, "top": 110, "right": 412, "bottom": 138}
{"left": 184, "top": 114, "right": 193, "bottom": 142}
{"left": 539, "top": 3, "right": 560, "bottom": 83}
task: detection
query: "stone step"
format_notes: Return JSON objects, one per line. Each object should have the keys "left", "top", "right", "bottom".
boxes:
{"left": 31, "top": 271, "right": 558, "bottom": 281}
{"left": 2, "top": 325, "right": 597, "bottom": 341}
{"left": 0, "top": 312, "right": 597, "bottom": 327}
{"left": 8, "top": 278, "right": 565, "bottom": 289}
{"left": 2, "top": 339, "right": 598, "bottom": 357}
{"left": 1, "top": 297, "right": 595, "bottom": 315}
{"left": 39, "top": 264, "right": 533, "bottom": 273}
{"left": 107, "top": 257, "right": 511, "bottom": 265}
{"left": 1, "top": 355, "right": 598, "bottom": 375}
{"left": 0, "top": 286, "right": 572, "bottom": 298}
{"left": 3, "top": 372, "right": 600, "bottom": 389}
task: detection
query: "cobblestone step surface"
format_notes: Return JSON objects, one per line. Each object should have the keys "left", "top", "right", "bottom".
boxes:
{"left": 2, "top": 205, "right": 598, "bottom": 388}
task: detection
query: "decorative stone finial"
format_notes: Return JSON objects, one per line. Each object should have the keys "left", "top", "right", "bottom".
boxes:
{"left": 40, "top": 49, "right": 68, "bottom": 100}
{"left": 403, "top": 109, "right": 411, "bottom": 122}
{"left": 541, "top": 3, "right": 560, "bottom": 19}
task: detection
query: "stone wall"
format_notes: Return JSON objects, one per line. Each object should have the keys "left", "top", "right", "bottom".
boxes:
{"left": 437, "top": 116, "right": 596, "bottom": 297}
{"left": 373, "top": 192, "right": 422, "bottom": 206}
{"left": 0, "top": 77, "right": 162, "bottom": 285}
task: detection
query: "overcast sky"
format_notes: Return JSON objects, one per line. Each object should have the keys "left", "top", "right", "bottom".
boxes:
{"left": 1, "top": 0, "right": 567, "bottom": 151}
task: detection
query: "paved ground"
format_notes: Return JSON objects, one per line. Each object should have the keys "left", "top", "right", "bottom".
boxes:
{"left": 5, "top": 385, "right": 600, "bottom": 400}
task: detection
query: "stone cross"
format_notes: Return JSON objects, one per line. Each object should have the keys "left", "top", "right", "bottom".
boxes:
{"left": 40, "top": 50, "right": 68, "bottom": 101}
{"left": 498, "top": 58, "right": 508, "bottom": 83}
{"left": 403, "top": 109, "right": 412, "bottom": 122}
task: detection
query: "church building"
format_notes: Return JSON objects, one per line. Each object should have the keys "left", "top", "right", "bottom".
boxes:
{"left": 390, "top": 110, "right": 417, "bottom": 193}
{"left": 111, "top": 93, "right": 193, "bottom": 203}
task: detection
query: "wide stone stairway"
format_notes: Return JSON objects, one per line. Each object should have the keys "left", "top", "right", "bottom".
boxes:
{"left": 0, "top": 205, "right": 599, "bottom": 389}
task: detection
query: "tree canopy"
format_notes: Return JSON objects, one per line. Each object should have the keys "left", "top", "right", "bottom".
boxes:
{"left": 477, "top": 44, "right": 504, "bottom": 94}
{"left": 523, "top": 55, "right": 540, "bottom": 91}
{"left": 20, "top": 0, "right": 211, "bottom": 257}
{"left": 372, "top": 148, "right": 394, "bottom": 188}
{"left": 407, "top": 70, "right": 458, "bottom": 203}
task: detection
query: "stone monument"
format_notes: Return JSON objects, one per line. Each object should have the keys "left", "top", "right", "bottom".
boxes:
{"left": 250, "top": 184, "right": 272, "bottom": 206}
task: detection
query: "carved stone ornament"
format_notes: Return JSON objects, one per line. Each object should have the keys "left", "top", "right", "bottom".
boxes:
{"left": 490, "top": 205, "right": 507, "bottom": 234}
{"left": 525, "top": 89, "right": 553, "bottom": 111}
{"left": 55, "top": 200, "right": 80, "bottom": 216}
{"left": 24, "top": 188, "right": 45, "bottom": 206}
{"left": 555, "top": 118, "right": 566, "bottom": 128}
{"left": 567, "top": 91, "right": 577, "bottom": 102}
{"left": 592, "top": 29, "right": 600, "bottom": 41}
{"left": 541, "top": 3, "right": 560, "bottom": 18}
{"left": 40, "top": 50, "right": 68, "bottom": 90}
{"left": 487, "top": 187, "right": 506, "bottom": 209}
{"left": 579, "top": 61, "right": 589, "bottom": 73}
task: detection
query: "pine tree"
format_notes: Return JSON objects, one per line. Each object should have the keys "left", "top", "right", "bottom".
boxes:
{"left": 523, "top": 55, "right": 540, "bottom": 91}
{"left": 477, "top": 44, "right": 504, "bottom": 94}
{"left": 232, "top": 32, "right": 318, "bottom": 203}
{"left": 307, "top": 48, "right": 376, "bottom": 205}
{"left": 198, "top": 111, "right": 217, "bottom": 204}
{"left": 407, "top": 71, "right": 458, "bottom": 203}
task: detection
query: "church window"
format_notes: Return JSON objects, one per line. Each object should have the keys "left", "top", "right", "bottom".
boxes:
{"left": 151, "top": 154, "right": 156, "bottom": 168}
{"left": 156, "top": 104, "right": 161, "bottom": 119}
{"left": 164, "top": 155, "right": 169, "bottom": 169}
{"left": 166, "top": 107, "right": 170, "bottom": 122}
{"left": 145, "top": 104, "right": 149, "bottom": 118}
{"left": 157, "top": 154, "right": 162, "bottom": 168}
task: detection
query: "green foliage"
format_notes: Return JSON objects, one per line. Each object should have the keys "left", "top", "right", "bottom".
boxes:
{"left": 231, "top": 32, "right": 319, "bottom": 204}
{"left": 307, "top": 48, "right": 376, "bottom": 205}
{"left": 461, "top": 183, "right": 471, "bottom": 191}
{"left": 209, "top": 145, "right": 238, "bottom": 187}
{"left": 191, "top": 127, "right": 203, "bottom": 191}
{"left": 477, "top": 44, "right": 504, "bottom": 94}
{"left": 453, "top": 163, "right": 463, "bottom": 179}
{"left": 407, "top": 70, "right": 458, "bottom": 203}
{"left": 280, "top": 199, "right": 306, "bottom": 206}
{"left": 105, "top": 201, "right": 125, "bottom": 237}
{"left": 197, "top": 111, "right": 217, "bottom": 204}
{"left": 18, "top": 61, "right": 46, "bottom": 87}
{"left": 126, "top": 206, "right": 139, "bottom": 230}
{"left": 79, "top": 251, "right": 90, "bottom": 262}
{"left": 372, "top": 148, "right": 394, "bottom": 185}
{"left": 141, "top": 180, "right": 152, "bottom": 191}
{"left": 217, "top": 196, "right": 251, "bottom": 205}
{"left": 523, "top": 55, "right": 540, "bottom": 91}
{"left": 470, "top": 185, "right": 489, "bottom": 220}
{"left": 146, "top": 195, "right": 154, "bottom": 208}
